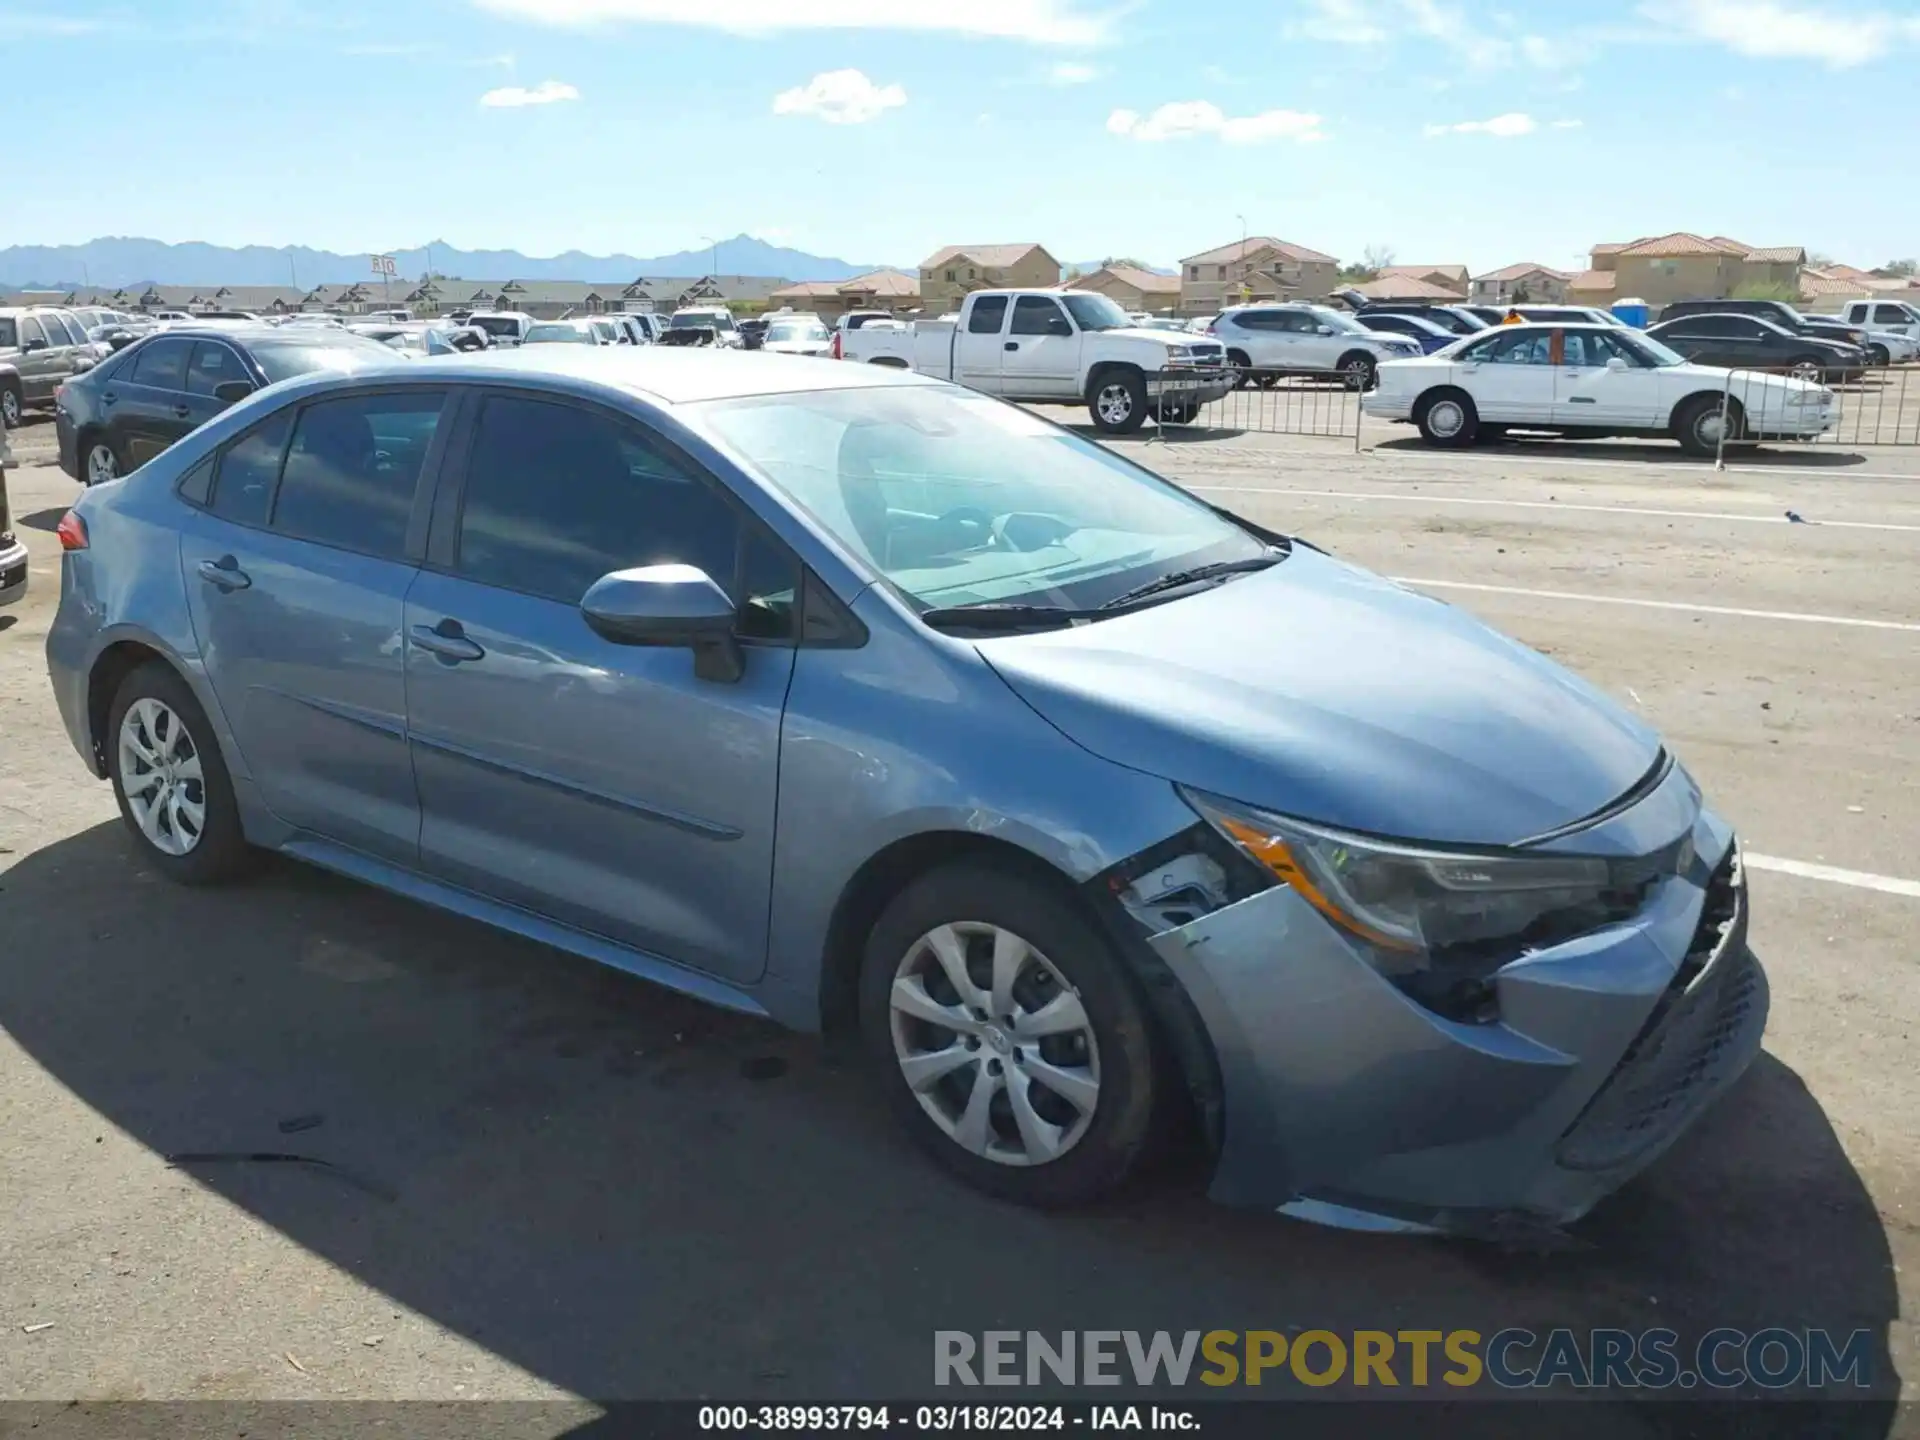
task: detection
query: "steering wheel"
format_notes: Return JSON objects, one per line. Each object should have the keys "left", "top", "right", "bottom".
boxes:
{"left": 936, "top": 507, "right": 999, "bottom": 547}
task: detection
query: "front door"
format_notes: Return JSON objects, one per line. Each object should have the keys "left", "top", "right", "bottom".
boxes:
{"left": 403, "top": 391, "right": 797, "bottom": 984}
{"left": 999, "top": 295, "right": 1080, "bottom": 399}
{"left": 180, "top": 387, "right": 451, "bottom": 861}
{"left": 12, "top": 315, "right": 63, "bottom": 401}
{"left": 1554, "top": 328, "right": 1662, "bottom": 427}
{"left": 953, "top": 294, "right": 1009, "bottom": 392}
{"left": 1454, "top": 327, "right": 1557, "bottom": 423}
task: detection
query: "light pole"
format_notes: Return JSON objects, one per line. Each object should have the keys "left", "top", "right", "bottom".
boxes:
{"left": 1236, "top": 213, "right": 1248, "bottom": 300}
{"left": 701, "top": 234, "right": 720, "bottom": 278}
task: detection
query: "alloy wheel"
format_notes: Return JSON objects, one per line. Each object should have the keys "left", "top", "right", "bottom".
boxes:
{"left": 0, "top": 390, "right": 19, "bottom": 428}
{"left": 888, "top": 922, "right": 1101, "bottom": 1167}
{"left": 1790, "top": 360, "right": 1824, "bottom": 382}
{"left": 1343, "top": 357, "right": 1376, "bottom": 390}
{"left": 117, "top": 697, "right": 207, "bottom": 857}
{"left": 1096, "top": 384, "right": 1134, "bottom": 427}
{"left": 86, "top": 442, "right": 118, "bottom": 485}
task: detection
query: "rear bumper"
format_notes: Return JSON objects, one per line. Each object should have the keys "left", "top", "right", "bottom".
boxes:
{"left": 1148, "top": 781, "right": 1765, "bottom": 1235}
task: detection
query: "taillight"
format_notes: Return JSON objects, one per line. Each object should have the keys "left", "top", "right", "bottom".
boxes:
{"left": 56, "top": 511, "right": 88, "bottom": 550}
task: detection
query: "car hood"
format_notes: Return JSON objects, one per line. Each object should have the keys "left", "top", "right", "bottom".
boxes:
{"left": 975, "top": 548, "right": 1662, "bottom": 846}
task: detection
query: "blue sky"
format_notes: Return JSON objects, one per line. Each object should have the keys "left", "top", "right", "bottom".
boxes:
{"left": 5, "top": 0, "right": 1919, "bottom": 272}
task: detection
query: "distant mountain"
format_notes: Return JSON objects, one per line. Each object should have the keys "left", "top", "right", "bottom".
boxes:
{"left": 0, "top": 234, "right": 891, "bottom": 290}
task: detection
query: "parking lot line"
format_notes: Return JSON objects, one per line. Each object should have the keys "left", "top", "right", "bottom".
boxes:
{"left": 1745, "top": 854, "right": 1920, "bottom": 899}
{"left": 1190, "top": 484, "right": 1920, "bottom": 534}
{"left": 1392, "top": 577, "right": 1920, "bottom": 632}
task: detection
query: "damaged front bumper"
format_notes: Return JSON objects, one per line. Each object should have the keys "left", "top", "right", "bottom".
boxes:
{"left": 1141, "top": 777, "right": 1767, "bottom": 1236}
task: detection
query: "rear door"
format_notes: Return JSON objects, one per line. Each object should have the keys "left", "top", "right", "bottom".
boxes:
{"left": 1455, "top": 327, "right": 1557, "bottom": 422}
{"left": 110, "top": 335, "right": 199, "bottom": 465}
{"left": 999, "top": 296, "right": 1080, "bottom": 399}
{"left": 13, "top": 316, "right": 61, "bottom": 400}
{"left": 180, "top": 386, "right": 453, "bottom": 862}
{"left": 953, "top": 295, "right": 1009, "bottom": 391}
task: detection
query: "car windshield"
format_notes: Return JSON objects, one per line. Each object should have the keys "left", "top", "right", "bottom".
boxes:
{"left": 767, "top": 322, "right": 827, "bottom": 342}
{"left": 694, "top": 385, "right": 1270, "bottom": 614}
{"left": 1060, "top": 294, "right": 1131, "bottom": 332}
{"left": 525, "top": 324, "right": 593, "bottom": 343}
{"left": 1309, "top": 307, "right": 1368, "bottom": 334}
{"left": 468, "top": 316, "right": 523, "bottom": 337}
{"left": 670, "top": 313, "right": 719, "bottom": 330}
{"left": 248, "top": 334, "right": 404, "bottom": 383}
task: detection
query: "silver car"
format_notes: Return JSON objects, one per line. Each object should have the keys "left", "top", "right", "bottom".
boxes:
{"left": 1207, "top": 304, "right": 1423, "bottom": 388}
{"left": 44, "top": 348, "right": 1765, "bottom": 1233}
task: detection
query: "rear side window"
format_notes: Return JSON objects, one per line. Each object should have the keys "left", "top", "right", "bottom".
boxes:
{"left": 967, "top": 296, "right": 1008, "bottom": 334}
{"left": 186, "top": 342, "right": 250, "bottom": 397}
{"left": 130, "top": 337, "right": 193, "bottom": 390}
{"left": 271, "top": 392, "right": 447, "bottom": 560}
{"left": 0, "top": 318, "right": 15, "bottom": 348}
{"left": 19, "top": 317, "right": 47, "bottom": 348}
{"left": 211, "top": 411, "right": 293, "bottom": 527}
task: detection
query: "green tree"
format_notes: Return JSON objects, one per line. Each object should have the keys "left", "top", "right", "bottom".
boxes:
{"left": 1873, "top": 258, "right": 1916, "bottom": 278}
{"left": 1731, "top": 280, "right": 1800, "bottom": 302}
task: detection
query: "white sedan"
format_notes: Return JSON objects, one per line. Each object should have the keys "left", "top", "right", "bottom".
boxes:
{"left": 1362, "top": 323, "right": 1839, "bottom": 457}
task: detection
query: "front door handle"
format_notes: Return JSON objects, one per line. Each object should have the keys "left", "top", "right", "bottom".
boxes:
{"left": 173, "top": 404, "right": 192, "bottom": 419}
{"left": 411, "top": 620, "right": 485, "bottom": 663}
{"left": 1004, "top": 341, "right": 1019, "bottom": 351}
{"left": 102, "top": 392, "right": 118, "bottom": 406}
{"left": 197, "top": 556, "right": 251, "bottom": 591}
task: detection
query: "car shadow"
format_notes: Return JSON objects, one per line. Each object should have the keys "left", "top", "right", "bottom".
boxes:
{"left": 1371, "top": 437, "right": 1874, "bottom": 468}
{"left": 18, "top": 506, "right": 67, "bottom": 532}
{"left": 0, "top": 822, "right": 1901, "bottom": 1420}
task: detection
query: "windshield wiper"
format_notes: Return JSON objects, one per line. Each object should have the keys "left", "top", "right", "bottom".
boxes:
{"left": 918, "top": 603, "right": 1102, "bottom": 632}
{"left": 1099, "top": 553, "right": 1284, "bottom": 610}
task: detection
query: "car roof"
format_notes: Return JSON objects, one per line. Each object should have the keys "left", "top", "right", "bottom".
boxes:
{"left": 356, "top": 344, "right": 942, "bottom": 405}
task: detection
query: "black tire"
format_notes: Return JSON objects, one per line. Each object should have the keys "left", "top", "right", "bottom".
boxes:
{"left": 0, "top": 382, "right": 21, "bottom": 430}
{"left": 1414, "top": 388, "right": 1479, "bottom": 448}
{"left": 78, "top": 428, "right": 122, "bottom": 486}
{"left": 1673, "top": 394, "right": 1741, "bottom": 458}
{"left": 106, "top": 662, "right": 255, "bottom": 885}
{"left": 1155, "top": 401, "right": 1199, "bottom": 426}
{"left": 1337, "top": 351, "right": 1378, "bottom": 391}
{"left": 858, "top": 861, "right": 1159, "bottom": 1208}
{"left": 1087, "top": 367, "right": 1148, "bottom": 435}
{"left": 1224, "top": 349, "right": 1254, "bottom": 388}
{"left": 1867, "top": 345, "right": 1890, "bottom": 368}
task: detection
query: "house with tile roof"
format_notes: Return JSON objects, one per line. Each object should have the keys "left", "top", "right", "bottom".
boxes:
{"left": 767, "top": 268, "right": 920, "bottom": 322}
{"left": 1375, "top": 264, "right": 1469, "bottom": 297}
{"left": 1178, "top": 236, "right": 1339, "bottom": 313}
{"left": 1349, "top": 274, "right": 1466, "bottom": 302}
{"left": 1470, "top": 262, "right": 1573, "bottom": 305}
{"left": 917, "top": 244, "right": 1061, "bottom": 315}
{"left": 1579, "top": 234, "right": 1808, "bottom": 307}
{"left": 1057, "top": 263, "right": 1181, "bottom": 314}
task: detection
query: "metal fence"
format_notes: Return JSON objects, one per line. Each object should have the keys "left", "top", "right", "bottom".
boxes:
{"left": 1710, "top": 362, "right": 1920, "bottom": 461}
{"left": 1147, "top": 365, "right": 1363, "bottom": 443}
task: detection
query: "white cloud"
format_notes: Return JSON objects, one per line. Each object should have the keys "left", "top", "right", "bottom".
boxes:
{"left": 1648, "top": 0, "right": 1920, "bottom": 66}
{"left": 480, "top": 79, "right": 581, "bottom": 106}
{"left": 1288, "top": 0, "right": 1599, "bottom": 68}
{"left": 1107, "top": 100, "right": 1325, "bottom": 143}
{"left": 1551, "top": 117, "right": 1584, "bottom": 128}
{"left": 472, "top": 0, "right": 1108, "bottom": 44}
{"left": 1423, "top": 111, "right": 1538, "bottom": 136}
{"left": 772, "top": 68, "right": 906, "bottom": 123}
{"left": 1290, "top": 0, "right": 1389, "bottom": 43}
{"left": 1049, "top": 60, "right": 1099, "bottom": 83}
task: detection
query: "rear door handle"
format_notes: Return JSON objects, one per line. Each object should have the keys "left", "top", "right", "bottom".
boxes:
{"left": 197, "top": 556, "right": 251, "bottom": 591}
{"left": 102, "top": 392, "right": 117, "bottom": 406}
{"left": 411, "top": 620, "right": 485, "bottom": 663}
{"left": 172, "top": 404, "right": 192, "bottom": 418}
{"left": 1004, "top": 342, "right": 1019, "bottom": 351}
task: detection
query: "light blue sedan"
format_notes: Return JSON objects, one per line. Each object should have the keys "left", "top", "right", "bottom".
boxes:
{"left": 44, "top": 348, "right": 1765, "bottom": 1233}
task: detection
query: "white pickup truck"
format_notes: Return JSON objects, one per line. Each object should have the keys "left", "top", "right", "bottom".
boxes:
{"left": 835, "top": 288, "right": 1234, "bottom": 433}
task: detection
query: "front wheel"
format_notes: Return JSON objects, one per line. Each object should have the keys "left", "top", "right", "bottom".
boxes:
{"left": 1338, "top": 352, "right": 1378, "bottom": 391}
{"left": 1788, "top": 356, "right": 1828, "bottom": 383}
{"left": 1415, "top": 389, "right": 1479, "bottom": 448}
{"left": 859, "top": 862, "right": 1159, "bottom": 1208}
{"left": 1867, "top": 345, "right": 1890, "bottom": 368}
{"left": 0, "top": 385, "right": 20, "bottom": 429}
{"left": 1088, "top": 369, "right": 1148, "bottom": 434}
{"left": 1673, "top": 394, "right": 1741, "bottom": 457}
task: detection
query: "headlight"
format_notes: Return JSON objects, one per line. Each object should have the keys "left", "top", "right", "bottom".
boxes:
{"left": 1181, "top": 789, "right": 1662, "bottom": 985}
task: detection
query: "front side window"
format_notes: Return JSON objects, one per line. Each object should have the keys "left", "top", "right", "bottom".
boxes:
{"left": 454, "top": 396, "right": 785, "bottom": 633}
{"left": 270, "top": 392, "right": 447, "bottom": 559}
{"left": 130, "top": 336, "right": 193, "bottom": 389}
{"left": 211, "top": 411, "right": 293, "bottom": 527}
{"left": 1010, "top": 297, "right": 1068, "bottom": 336}
{"left": 186, "top": 342, "right": 250, "bottom": 397}
{"left": 1874, "top": 305, "right": 1910, "bottom": 324}
{"left": 1465, "top": 329, "right": 1553, "bottom": 364}
{"left": 18, "top": 317, "right": 48, "bottom": 349}
{"left": 693, "top": 386, "right": 1269, "bottom": 614}
{"left": 967, "top": 296, "right": 1009, "bottom": 334}
{"left": 1060, "top": 294, "right": 1128, "bottom": 332}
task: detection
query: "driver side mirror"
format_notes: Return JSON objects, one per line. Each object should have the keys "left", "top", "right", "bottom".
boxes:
{"left": 21, "top": 338, "right": 47, "bottom": 354}
{"left": 580, "top": 564, "right": 743, "bottom": 683}
{"left": 1315, "top": 325, "right": 1334, "bottom": 335}
{"left": 1046, "top": 317, "right": 1074, "bottom": 337}
{"left": 213, "top": 380, "right": 255, "bottom": 404}
{"left": 1605, "top": 357, "right": 1629, "bottom": 372}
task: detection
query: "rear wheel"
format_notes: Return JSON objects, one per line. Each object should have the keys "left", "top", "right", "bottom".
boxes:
{"left": 1224, "top": 349, "right": 1254, "bottom": 388}
{"left": 81, "top": 430, "right": 121, "bottom": 486}
{"left": 859, "top": 862, "right": 1159, "bottom": 1207}
{"left": 106, "top": 662, "right": 255, "bottom": 885}
{"left": 1088, "top": 368, "right": 1148, "bottom": 434}
{"left": 0, "top": 384, "right": 20, "bottom": 429}
{"left": 1673, "top": 394, "right": 1742, "bottom": 457}
{"left": 1415, "top": 389, "right": 1479, "bottom": 448}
